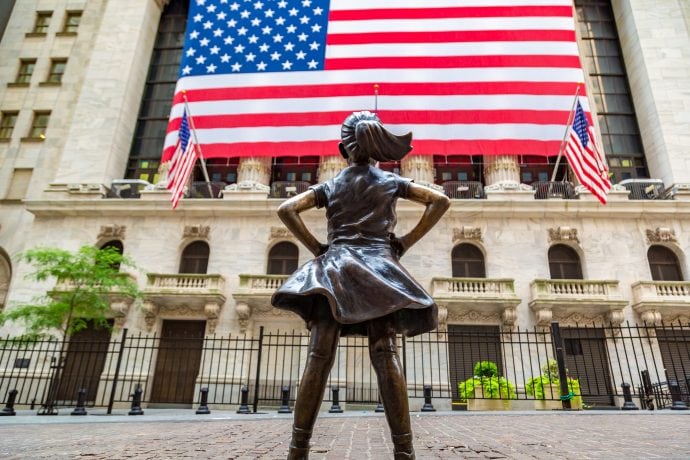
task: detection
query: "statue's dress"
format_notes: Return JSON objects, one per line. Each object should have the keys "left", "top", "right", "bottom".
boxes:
{"left": 271, "top": 165, "right": 438, "bottom": 337}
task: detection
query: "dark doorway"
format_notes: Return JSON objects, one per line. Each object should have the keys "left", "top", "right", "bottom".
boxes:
{"left": 56, "top": 321, "right": 112, "bottom": 405}
{"left": 447, "top": 325, "right": 503, "bottom": 407}
{"left": 150, "top": 320, "right": 206, "bottom": 405}
{"left": 562, "top": 327, "right": 614, "bottom": 406}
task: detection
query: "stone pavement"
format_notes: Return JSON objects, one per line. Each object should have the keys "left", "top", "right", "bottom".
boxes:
{"left": 0, "top": 409, "right": 689, "bottom": 459}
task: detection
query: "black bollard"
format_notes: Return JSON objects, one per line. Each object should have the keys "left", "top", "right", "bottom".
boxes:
{"left": 237, "top": 386, "right": 251, "bottom": 414}
{"left": 374, "top": 396, "right": 385, "bottom": 413}
{"left": 71, "top": 388, "right": 88, "bottom": 416}
{"left": 620, "top": 383, "right": 638, "bottom": 410}
{"left": 278, "top": 386, "right": 292, "bottom": 413}
{"left": 196, "top": 387, "right": 211, "bottom": 415}
{"left": 128, "top": 384, "right": 144, "bottom": 416}
{"left": 669, "top": 380, "right": 689, "bottom": 410}
{"left": 421, "top": 384, "right": 436, "bottom": 412}
{"left": 328, "top": 387, "right": 343, "bottom": 413}
{"left": 640, "top": 370, "right": 654, "bottom": 410}
{"left": 0, "top": 389, "right": 18, "bottom": 416}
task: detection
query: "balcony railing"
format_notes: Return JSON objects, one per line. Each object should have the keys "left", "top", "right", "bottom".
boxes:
{"left": 619, "top": 179, "right": 670, "bottom": 200}
{"left": 442, "top": 181, "right": 485, "bottom": 199}
{"left": 430, "top": 277, "right": 520, "bottom": 326}
{"left": 269, "top": 181, "right": 311, "bottom": 198}
{"left": 146, "top": 273, "right": 225, "bottom": 291}
{"left": 531, "top": 181, "right": 576, "bottom": 200}
{"left": 188, "top": 181, "right": 228, "bottom": 199}
{"left": 631, "top": 281, "right": 690, "bottom": 323}
{"left": 237, "top": 274, "right": 288, "bottom": 293}
{"left": 106, "top": 180, "right": 151, "bottom": 198}
{"left": 529, "top": 279, "right": 627, "bottom": 325}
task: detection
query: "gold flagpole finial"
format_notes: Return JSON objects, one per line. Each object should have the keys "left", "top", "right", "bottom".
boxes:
{"left": 373, "top": 84, "right": 379, "bottom": 113}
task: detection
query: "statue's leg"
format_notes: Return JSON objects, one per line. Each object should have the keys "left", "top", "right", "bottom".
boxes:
{"left": 289, "top": 303, "right": 340, "bottom": 460}
{"left": 367, "top": 318, "right": 415, "bottom": 460}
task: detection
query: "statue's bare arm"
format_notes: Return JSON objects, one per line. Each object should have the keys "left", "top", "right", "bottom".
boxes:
{"left": 393, "top": 183, "right": 450, "bottom": 256}
{"left": 276, "top": 191, "right": 326, "bottom": 257}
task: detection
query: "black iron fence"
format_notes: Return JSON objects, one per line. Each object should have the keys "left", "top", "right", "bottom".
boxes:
{"left": 1, "top": 321, "right": 688, "bottom": 413}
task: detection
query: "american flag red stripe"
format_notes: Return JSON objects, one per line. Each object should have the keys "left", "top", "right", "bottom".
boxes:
{"left": 163, "top": 0, "right": 592, "bottom": 162}
{"left": 563, "top": 101, "right": 611, "bottom": 204}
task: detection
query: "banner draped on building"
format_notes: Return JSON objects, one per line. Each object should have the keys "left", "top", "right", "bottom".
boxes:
{"left": 162, "top": 0, "right": 593, "bottom": 162}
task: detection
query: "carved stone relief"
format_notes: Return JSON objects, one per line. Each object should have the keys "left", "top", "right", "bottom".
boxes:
{"left": 270, "top": 227, "right": 292, "bottom": 241}
{"left": 98, "top": 225, "right": 126, "bottom": 240}
{"left": 548, "top": 227, "right": 579, "bottom": 244}
{"left": 646, "top": 227, "right": 677, "bottom": 244}
{"left": 452, "top": 226, "right": 482, "bottom": 243}
{"left": 184, "top": 225, "right": 210, "bottom": 239}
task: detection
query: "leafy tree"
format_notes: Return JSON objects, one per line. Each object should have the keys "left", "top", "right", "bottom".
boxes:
{"left": 0, "top": 245, "right": 139, "bottom": 339}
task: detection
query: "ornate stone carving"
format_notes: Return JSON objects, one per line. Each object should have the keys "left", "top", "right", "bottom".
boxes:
{"left": 646, "top": 227, "right": 677, "bottom": 244}
{"left": 666, "top": 315, "right": 690, "bottom": 326}
{"left": 447, "top": 308, "right": 500, "bottom": 324}
{"left": 483, "top": 155, "right": 520, "bottom": 186}
{"left": 484, "top": 181, "right": 533, "bottom": 192}
{"left": 639, "top": 310, "right": 662, "bottom": 326}
{"left": 237, "top": 157, "right": 272, "bottom": 185}
{"left": 270, "top": 227, "right": 292, "bottom": 240}
{"left": 224, "top": 182, "right": 271, "bottom": 193}
{"left": 553, "top": 312, "right": 606, "bottom": 327}
{"left": 236, "top": 302, "right": 251, "bottom": 333}
{"left": 184, "top": 225, "right": 210, "bottom": 239}
{"left": 114, "top": 316, "right": 127, "bottom": 330}
{"left": 534, "top": 308, "right": 553, "bottom": 326}
{"left": 205, "top": 303, "right": 221, "bottom": 334}
{"left": 98, "top": 225, "right": 126, "bottom": 240}
{"left": 401, "top": 155, "right": 434, "bottom": 184}
{"left": 502, "top": 307, "right": 518, "bottom": 327}
{"left": 606, "top": 309, "right": 625, "bottom": 326}
{"left": 548, "top": 227, "right": 579, "bottom": 244}
{"left": 142, "top": 301, "right": 158, "bottom": 332}
{"left": 437, "top": 307, "right": 448, "bottom": 332}
{"left": 452, "top": 226, "right": 482, "bottom": 243}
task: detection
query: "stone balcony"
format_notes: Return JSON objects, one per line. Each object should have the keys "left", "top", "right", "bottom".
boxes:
{"left": 529, "top": 279, "right": 628, "bottom": 326}
{"left": 631, "top": 281, "right": 690, "bottom": 324}
{"left": 51, "top": 274, "right": 138, "bottom": 328}
{"left": 142, "top": 273, "right": 226, "bottom": 333}
{"left": 430, "top": 277, "right": 520, "bottom": 327}
{"left": 232, "top": 274, "right": 289, "bottom": 332}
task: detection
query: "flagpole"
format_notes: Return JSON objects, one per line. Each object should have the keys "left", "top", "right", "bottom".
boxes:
{"left": 373, "top": 84, "right": 379, "bottom": 113}
{"left": 181, "top": 90, "right": 214, "bottom": 198}
{"left": 550, "top": 82, "right": 583, "bottom": 183}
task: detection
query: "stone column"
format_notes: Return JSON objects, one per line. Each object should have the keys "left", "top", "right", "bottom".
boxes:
{"left": 237, "top": 157, "right": 272, "bottom": 185}
{"left": 401, "top": 155, "right": 435, "bottom": 185}
{"left": 317, "top": 156, "right": 347, "bottom": 183}
{"left": 483, "top": 155, "right": 520, "bottom": 187}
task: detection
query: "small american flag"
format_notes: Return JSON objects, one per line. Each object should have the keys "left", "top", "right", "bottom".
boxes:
{"left": 163, "top": 0, "right": 592, "bottom": 161}
{"left": 167, "top": 109, "right": 200, "bottom": 208}
{"left": 564, "top": 101, "right": 611, "bottom": 204}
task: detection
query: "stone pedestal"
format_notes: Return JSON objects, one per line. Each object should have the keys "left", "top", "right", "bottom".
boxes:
{"left": 318, "top": 156, "right": 347, "bottom": 183}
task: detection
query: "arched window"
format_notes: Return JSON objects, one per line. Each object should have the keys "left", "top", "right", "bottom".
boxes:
{"left": 268, "top": 242, "right": 298, "bottom": 275}
{"left": 648, "top": 246, "right": 683, "bottom": 281}
{"left": 99, "top": 240, "right": 124, "bottom": 270}
{"left": 179, "top": 241, "right": 209, "bottom": 274}
{"left": 548, "top": 245, "right": 583, "bottom": 280}
{"left": 0, "top": 250, "right": 11, "bottom": 310}
{"left": 451, "top": 243, "right": 486, "bottom": 278}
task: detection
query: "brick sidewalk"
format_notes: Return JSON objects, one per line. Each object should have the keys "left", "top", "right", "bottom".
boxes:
{"left": 1, "top": 411, "right": 689, "bottom": 459}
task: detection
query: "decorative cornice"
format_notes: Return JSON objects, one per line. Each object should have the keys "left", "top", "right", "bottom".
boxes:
{"left": 184, "top": 225, "right": 210, "bottom": 239}
{"left": 453, "top": 226, "right": 482, "bottom": 243}
{"left": 548, "top": 226, "right": 579, "bottom": 244}
{"left": 98, "top": 224, "right": 126, "bottom": 240}
{"left": 646, "top": 227, "right": 677, "bottom": 244}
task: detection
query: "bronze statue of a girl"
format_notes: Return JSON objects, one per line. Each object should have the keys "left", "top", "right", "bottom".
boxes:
{"left": 272, "top": 111, "right": 450, "bottom": 459}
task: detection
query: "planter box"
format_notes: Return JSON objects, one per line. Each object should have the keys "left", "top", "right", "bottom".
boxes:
{"left": 534, "top": 384, "right": 582, "bottom": 410}
{"left": 467, "top": 387, "right": 512, "bottom": 411}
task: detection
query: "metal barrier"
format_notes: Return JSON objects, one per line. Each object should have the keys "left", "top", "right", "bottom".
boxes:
{"left": 531, "top": 181, "right": 577, "bottom": 199}
{"left": 188, "top": 181, "right": 228, "bottom": 198}
{"left": 441, "top": 181, "right": 485, "bottom": 199}
{"left": 0, "top": 321, "right": 688, "bottom": 411}
{"left": 269, "top": 181, "right": 312, "bottom": 199}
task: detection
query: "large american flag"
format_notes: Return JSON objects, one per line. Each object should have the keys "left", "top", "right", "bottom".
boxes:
{"left": 564, "top": 101, "right": 611, "bottom": 204}
{"left": 162, "top": 0, "right": 591, "bottom": 161}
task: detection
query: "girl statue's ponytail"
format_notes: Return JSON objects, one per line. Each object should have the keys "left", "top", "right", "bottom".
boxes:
{"left": 341, "top": 111, "right": 412, "bottom": 163}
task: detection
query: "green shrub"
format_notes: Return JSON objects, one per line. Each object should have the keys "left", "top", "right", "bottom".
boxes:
{"left": 525, "top": 359, "right": 582, "bottom": 406}
{"left": 458, "top": 361, "right": 516, "bottom": 401}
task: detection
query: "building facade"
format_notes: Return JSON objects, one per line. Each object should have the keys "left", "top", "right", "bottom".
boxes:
{"left": 0, "top": 0, "right": 689, "bottom": 410}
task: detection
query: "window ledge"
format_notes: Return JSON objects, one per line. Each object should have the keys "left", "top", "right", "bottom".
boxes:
{"left": 25, "top": 32, "right": 47, "bottom": 38}
{"left": 7, "top": 82, "right": 30, "bottom": 88}
{"left": 20, "top": 137, "right": 45, "bottom": 143}
{"left": 56, "top": 31, "right": 78, "bottom": 37}
{"left": 39, "top": 81, "right": 62, "bottom": 87}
